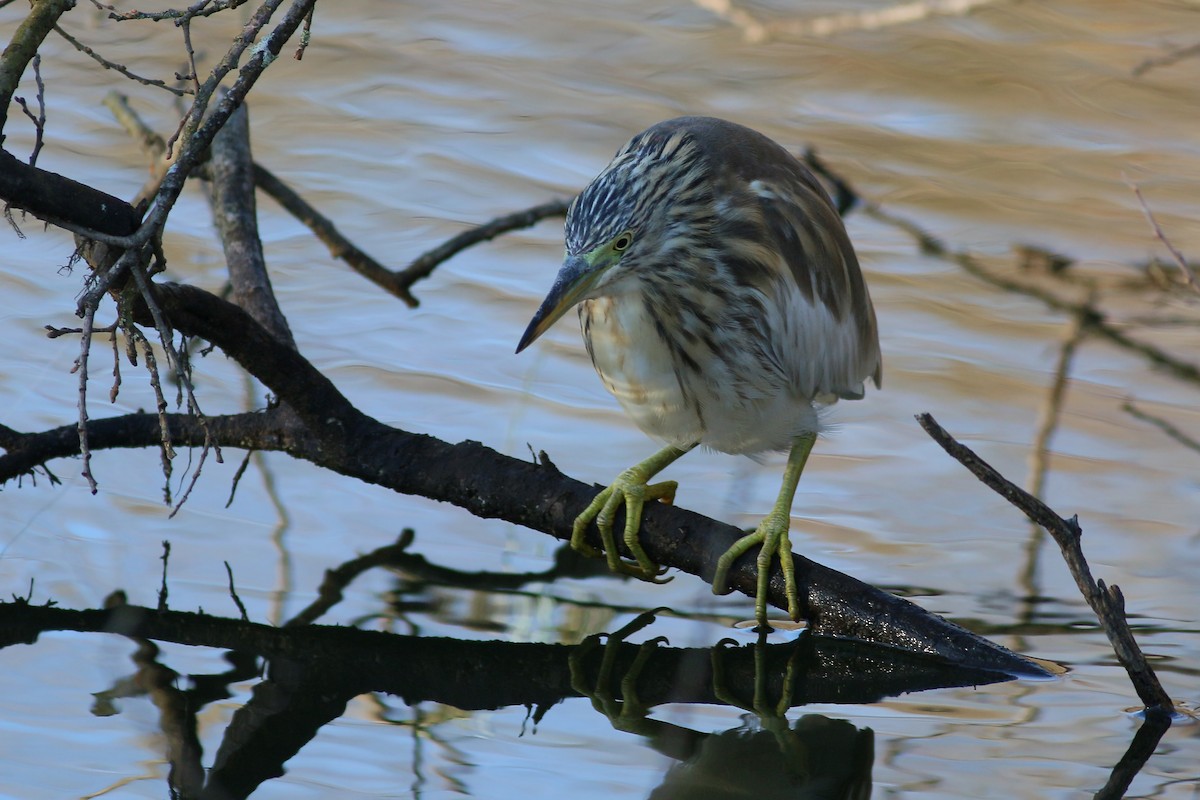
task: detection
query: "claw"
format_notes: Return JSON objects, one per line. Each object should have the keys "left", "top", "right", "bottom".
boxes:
{"left": 570, "top": 445, "right": 690, "bottom": 583}
{"left": 711, "top": 511, "right": 800, "bottom": 630}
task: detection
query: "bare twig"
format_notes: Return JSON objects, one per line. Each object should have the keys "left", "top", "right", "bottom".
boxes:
{"left": 225, "top": 448, "right": 254, "bottom": 508}
{"left": 53, "top": 24, "right": 189, "bottom": 96}
{"left": 224, "top": 561, "right": 250, "bottom": 622}
{"left": 129, "top": 326, "right": 175, "bottom": 501}
{"left": 177, "top": 16, "right": 202, "bottom": 98}
{"left": 1124, "top": 175, "right": 1198, "bottom": 294}
{"left": 918, "top": 413, "right": 1175, "bottom": 715}
{"left": 395, "top": 199, "right": 571, "bottom": 305}
{"left": 295, "top": 3, "right": 315, "bottom": 60}
{"left": 13, "top": 54, "right": 46, "bottom": 165}
{"left": 107, "top": 323, "right": 121, "bottom": 402}
{"left": 57, "top": 0, "right": 318, "bottom": 271}
{"left": 96, "top": 0, "right": 251, "bottom": 22}
{"left": 73, "top": 302, "right": 99, "bottom": 493}
{"left": 169, "top": 438, "right": 213, "bottom": 518}
{"left": 252, "top": 162, "right": 417, "bottom": 305}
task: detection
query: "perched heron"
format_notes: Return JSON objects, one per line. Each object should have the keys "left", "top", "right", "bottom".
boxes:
{"left": 517, "top": 116, "right": 881, "bottom": 627}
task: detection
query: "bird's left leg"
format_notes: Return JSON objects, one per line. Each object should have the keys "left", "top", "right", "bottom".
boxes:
{"left": 711, "top": 431, "right": 816, "bottom": 628}
{"left": 572, "top": 443, "right": 696, "bottom": 581}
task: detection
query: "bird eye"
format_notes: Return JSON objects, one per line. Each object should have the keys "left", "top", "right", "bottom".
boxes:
{"left": 612, "top": 231, "right": 634, "bottom": 252}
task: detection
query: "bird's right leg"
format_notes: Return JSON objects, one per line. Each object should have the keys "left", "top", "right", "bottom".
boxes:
{"left": 572, "top": 443, "right": 695, "bottom": 581}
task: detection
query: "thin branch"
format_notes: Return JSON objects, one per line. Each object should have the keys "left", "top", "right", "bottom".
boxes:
{"left": 95, "top": 0, "right": 251, "bottom": 22}
{"left": 74, "top": 302, "right": 99, "bottom": 494}
{"left": 53, "top": 24, "right": 189, "bottom": 96}
{"left": 252, "top": 162, "right": 417, "bottom": 305}
{"left": 1124, "top": 175, "right": 1198, "bottom": 294}
{"left": 13, "top": 53, "right": 45, "bottom": 165}
{"left": 224, "top": 561, "right": 250, "bottom": 622}
{"left": 394, "top": 199, "right": 571, "bottom": 305}
{"left": 294, "top": 3, "right": 315, "bottom": 60}
{"left": 130, "top": 325, "right": 176, "bottom": 500}
{"left": 917, "top": 413, "right": 1175, "bottom": 714}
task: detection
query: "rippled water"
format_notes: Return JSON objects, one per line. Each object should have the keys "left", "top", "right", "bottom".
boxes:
{"left": 2, "top": 1, "right": 1199, "bottom": 797}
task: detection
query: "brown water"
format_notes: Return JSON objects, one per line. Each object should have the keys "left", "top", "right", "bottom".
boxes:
{"left": 2, "top": 1, "right": 1199, "bottom": 797}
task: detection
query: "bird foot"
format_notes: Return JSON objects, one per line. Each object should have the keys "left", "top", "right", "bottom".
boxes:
{"left": 569, "top": 608, "right": 670, "bottom": 732}
{"left": 711, "top": 510, "right": 800, "bottom": 629}
{"left": 571, "top": 466, "right": 676, "bottom": 583}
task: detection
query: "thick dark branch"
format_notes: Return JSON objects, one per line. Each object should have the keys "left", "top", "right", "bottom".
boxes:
{"left": 917, "top": 413, "right": 1174, "bottom": 713}
{"left": 0, "top": 282, "right": 1044, "bottom": 676}
{"left": 0, "top": 148, "right": 141, "bottom": 235}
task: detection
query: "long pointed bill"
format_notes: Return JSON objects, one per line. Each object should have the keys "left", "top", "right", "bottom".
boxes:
{"left": 516, "top": 255, "right": 602, "bottom": 353}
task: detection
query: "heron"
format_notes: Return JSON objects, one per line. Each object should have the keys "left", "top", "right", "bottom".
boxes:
{"left": 517, "top": 116, "right": 881, "bottom": 627}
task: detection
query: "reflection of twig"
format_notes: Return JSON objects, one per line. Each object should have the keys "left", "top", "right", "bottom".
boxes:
{"left": 158, "top": 541, "right": 170, "bottom": 612}
{"left": 1132, "top": 40, "right": 1200, "bottom": 77}
{"left": 1093, "top": 711, "right": 1173, "bottom": 800}
{"left": 1122, "top": 401, "right": 1200, "bottom": 457}
{"left": 1124, "top": 175, "right": 1198, "bottom": 294}
{"left": 1025, "top": 309, "right": 1087, "bottom": 500}
{"left": 284, "top": 531, "right": 418, "bottom": 627}
{"left": 1019, "top": 310, "right": 1087, "bottom": 609}
{"left": 800, "top": 149, "right": 1200, "bottom": 388}
{"left": 695, "top": 0, "right": 1001, "bottom": 42}
{"left": 918, "top": 413, "right": 1175, "bottom": 714}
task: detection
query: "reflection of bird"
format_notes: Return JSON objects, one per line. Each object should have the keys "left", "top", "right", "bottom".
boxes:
{"left": 517, "top": 116, "right": 881, "bottom": 627}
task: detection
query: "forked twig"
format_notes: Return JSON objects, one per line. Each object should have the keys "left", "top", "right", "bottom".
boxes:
{"left": 918, "top": 412, "right": 1174, "bottom": 715}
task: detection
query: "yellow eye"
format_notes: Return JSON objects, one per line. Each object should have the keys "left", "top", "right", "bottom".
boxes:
{"left": 612, "top": 231, "right": 634, "bottom": 252}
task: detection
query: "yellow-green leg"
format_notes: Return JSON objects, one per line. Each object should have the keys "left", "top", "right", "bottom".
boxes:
{"left": 712, "top": 431, "right": 816, "bottom": 627}
{"left": 572, "top": 443, "right": 695, "bottom": 581}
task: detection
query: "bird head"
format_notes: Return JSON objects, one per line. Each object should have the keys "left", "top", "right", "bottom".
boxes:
{"left": 516, "top": 124, "right": 708, "bottom": 353}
